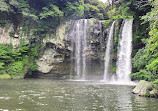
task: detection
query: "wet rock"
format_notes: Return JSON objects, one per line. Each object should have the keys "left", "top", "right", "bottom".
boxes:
{"left": 133, "top": 80, "right": 158, "bottom": 97}
{"left": 93, "top": 20, "right": 102, "bottom": 36}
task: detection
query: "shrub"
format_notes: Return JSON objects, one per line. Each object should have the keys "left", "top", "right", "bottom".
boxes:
{"left": 6, "top": 61, "right": 24, "bottom": 77}
{"left": 9, "top": 31, "right": 15, "bottom": 37}
{"left": 153, "top": 79, "right": 158, "bottom": 84}
{"left": 131, "top": 69, "right": 153, "bottom": 81}
{"left": 0, "top": 20, "right": 7, "bottom": 27}
{"left": 102, "top": 19, "right": 113, "bottom": 29}
{"left": 0, "top": 74, "right": 11, "bottom": 79}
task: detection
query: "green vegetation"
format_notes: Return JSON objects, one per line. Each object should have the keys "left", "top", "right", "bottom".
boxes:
{"left": 0, "top": 20, "right": 7, "bottom": 27}
{"left": 102, "top": 20, "right": 113, "bottom": 29}
{"left": 0, "top": 42, "right": 39, "bottom": 79}
{"left": 0, "top": 74, "right": 11, "bottom": 79}
{"left": 131, "top": 0, "right": 158, "bottom": 82}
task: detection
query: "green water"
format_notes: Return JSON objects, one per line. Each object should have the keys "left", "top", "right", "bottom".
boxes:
{"left": 0, "top": 79, "right": 158, "bottom": 111}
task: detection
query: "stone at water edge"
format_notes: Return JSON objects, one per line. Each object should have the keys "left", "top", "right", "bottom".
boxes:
{"left": 132, "top": 80, "right": 158, "bottom": 97}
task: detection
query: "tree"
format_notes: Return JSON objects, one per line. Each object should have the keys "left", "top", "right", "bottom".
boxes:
{"left": 63, "top": 2, "right": 84, "bottom": 19}
{"left": 0, "top": 0, "right": 10, "bottom": 12}
{"left": 132, "top": 0, "right": 158, "bottom": 81}
{"left": 40, "top": 4, "right": 63, "bottom": 19}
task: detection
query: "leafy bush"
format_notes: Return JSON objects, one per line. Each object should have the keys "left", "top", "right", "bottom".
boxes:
{"left": 118, "top": 1, "right": 133, "bottom": 17}
{"left": 102, "top": 19, "right": 113, "bottom": 29}
{"left": 6, "top": 61, "right": 24, "bottom": 77}
{"left": 153, "top": 79, "right": 158, "bottom": 84}
{"left": 131, "top": 70, "right": 153, "bottom": 81}
{"left": 0, "top": 62, "right": 5, "bottom": 74}
{"left": 132, "top": 48, "right": 147, "bottom": 71}
{"left": 146, "top": 58, "right": 158, "bottom": 74}
{"left": 111, "top": 66, "right": 116, "bottom": 73}
{"left": 0, "top": 44, "right": 15, "bottom": 64}
{"left": 40, "top": 4, "right": 63, "bottom": 19}
{"left": 112, "top": 15, "right": 133, "bottom": 20}
{"left": 0, "top": 0, "right": 10, "bottom": 12}
{"left": 64, "top": 2, "right": 84, "bottom": 19}
{"left": 0, "top": 41, "right": 40, "bottom": 78}
{"left": 140, "top": 0, "right": 158, "bottom": 75}
{"left": 0, "top": 20, "right": 7, "bottom": 27}
{"left": 107, "top": 8, "right": 119, "bottom": 18}
{"left": 0, "top": 74, "right": 11, "bottom": 79}
{"left": 0, "top": 62, "right": 5, "bottom": 69}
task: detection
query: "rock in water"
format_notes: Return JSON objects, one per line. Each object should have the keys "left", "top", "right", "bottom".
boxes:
{"left": 133, "top": 80, "right": 158, "bottom": 97}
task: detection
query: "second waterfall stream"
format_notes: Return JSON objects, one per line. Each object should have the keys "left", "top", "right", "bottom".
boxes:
{"left": 103, "top": 19, "right": 134, "bottom": 84}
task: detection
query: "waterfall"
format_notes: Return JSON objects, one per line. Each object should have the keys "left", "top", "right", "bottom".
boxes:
{"left": 103, "top": 21, "right": 115, "bottom": 81}
{"left": 71, "top": 19, "right": 90, "bottom": 80}
{"left": 116, "top": 19, "right": 133, "bottom": 82}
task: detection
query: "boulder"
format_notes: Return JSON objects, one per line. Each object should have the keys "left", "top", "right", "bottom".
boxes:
{"left": 133, "top": 80, "right": 158, "bottom": 97}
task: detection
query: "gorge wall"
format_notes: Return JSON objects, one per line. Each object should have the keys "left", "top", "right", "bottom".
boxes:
{"left": 0, "top": 18, "right": 124, "bottom": 79}
{"left": 34, "top": 18, "right": 125, "bottom": 80}
{"left": 36, "top": 19, "right": 107, "bottom": 79}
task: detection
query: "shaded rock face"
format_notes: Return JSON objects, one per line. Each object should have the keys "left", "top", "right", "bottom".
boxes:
{"left": 37, "top": 19, "right": 106, "bottom": 74}
{"left": 0, "top": 23, "right": 20, "bottom": 49}
{"left": 133, "top": 80, "right": 158, "bottom": 98}
{"left": 37, "top": 42, "right": 70, "bottom": 73}
{"left": 0, "top": 23, "right": 32, "bottom": 50}
{"left": 34, "top": 62, "right": 71, "bottom": 79}
{"left": 37, "top": 21, "right": 71, "bottom": 74}
{"left": 90, "top": 20, "right": 105, "bottom": 60}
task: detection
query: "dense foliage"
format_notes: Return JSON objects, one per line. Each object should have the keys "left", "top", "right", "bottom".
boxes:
{"left": 131, "top": 0, "right": 158, "bottom": 82}
{"left": 0, "top": 42, "right": 39, "bottom": 78}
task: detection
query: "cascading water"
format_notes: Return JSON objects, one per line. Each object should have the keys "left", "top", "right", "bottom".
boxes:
{"left": 103, "top": 21, "right": 115, "bottom": 81}
{"left": 69, "top": 19, "right": 134, "bottom": 83}
{"left": 116, "top": 19, "right": 133, "bottom": 82}
{"left": 71, "top": 19, "right": 90, "bottom": 80}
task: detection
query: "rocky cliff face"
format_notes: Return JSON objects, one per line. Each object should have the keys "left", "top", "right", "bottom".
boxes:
{"left": 0, "top": 23, "right": 20, "bottom": 49}
{"left": 37, "top": 21, "right": 70, "bottom": 74}
{"left": 37, "top": 19, "right": 107, "bottom": 75}
{"left": 0, "top": 19, "right": 109, "bottom": 76}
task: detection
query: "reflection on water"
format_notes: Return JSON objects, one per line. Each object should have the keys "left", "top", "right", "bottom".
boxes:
{"left": 0, "top": 80, "right": 158, "bottom": 111}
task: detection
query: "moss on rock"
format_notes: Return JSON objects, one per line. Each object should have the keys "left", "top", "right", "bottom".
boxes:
{"left": 133, "top": 80, "right": 158, "bottom": 98}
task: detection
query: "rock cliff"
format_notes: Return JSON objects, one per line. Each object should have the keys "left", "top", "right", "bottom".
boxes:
{"left": 37, "top": 19, "right": 107, "bottom": 75}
